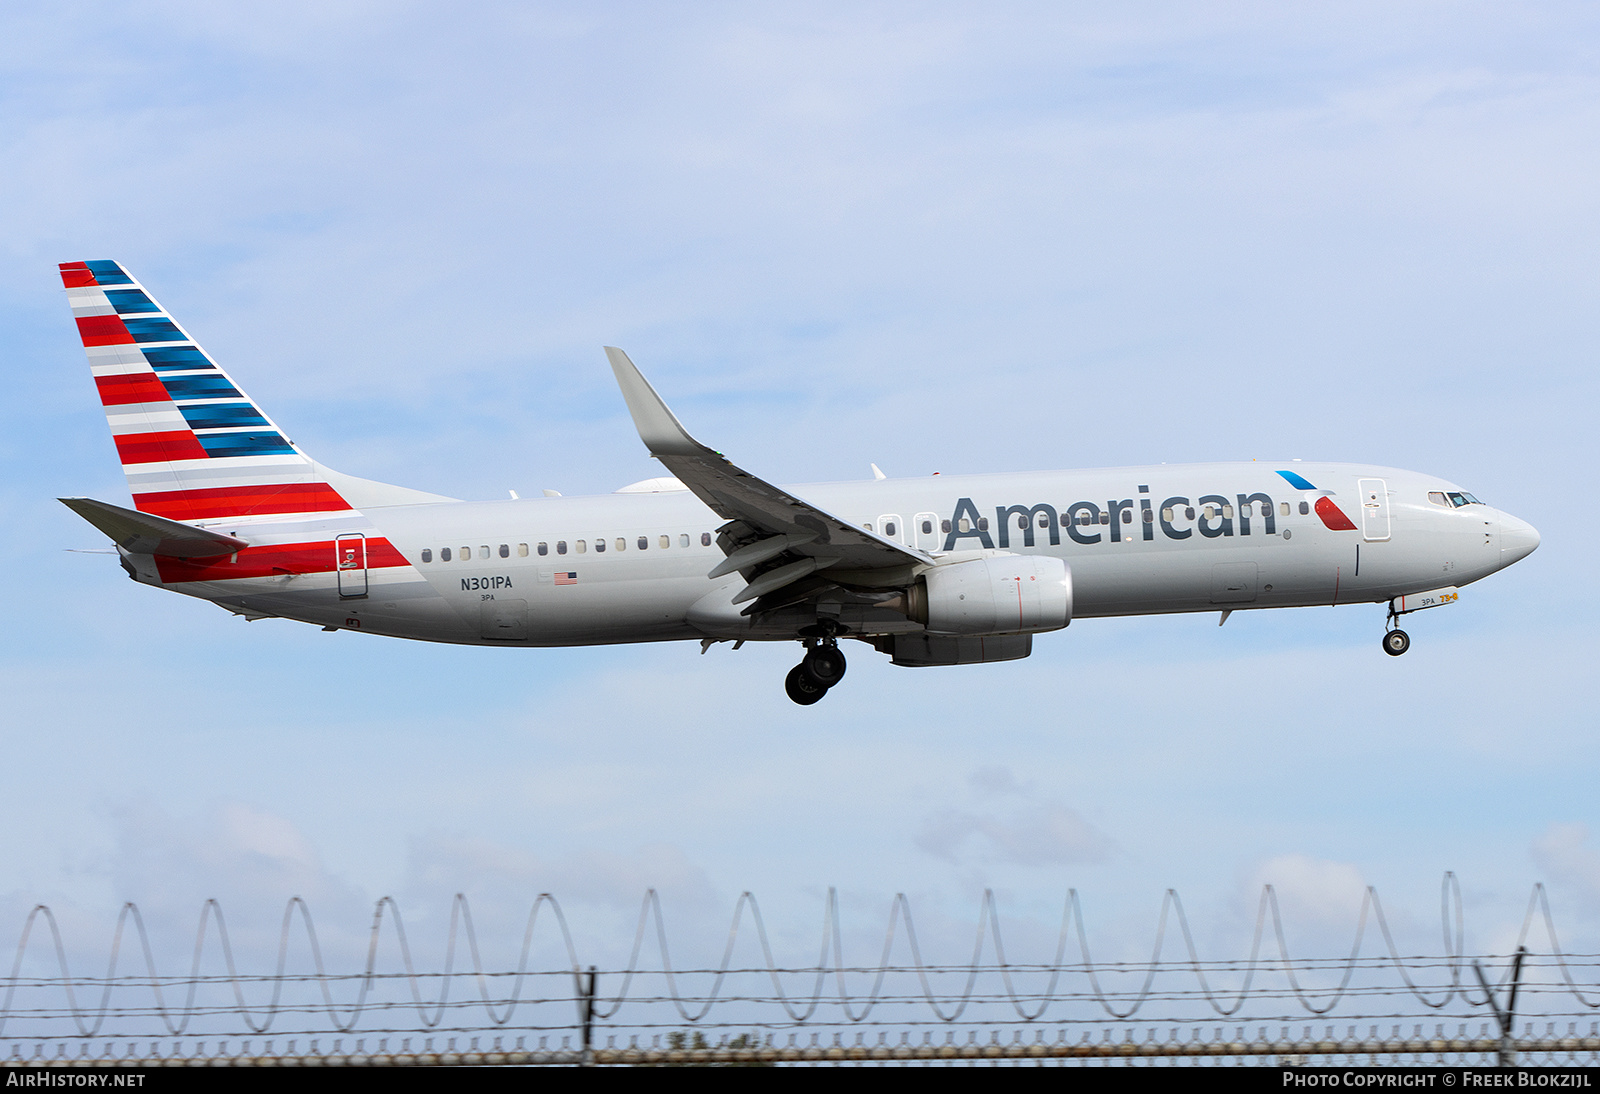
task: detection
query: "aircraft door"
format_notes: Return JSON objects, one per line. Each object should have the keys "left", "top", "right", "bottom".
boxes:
{"left": 914, "top": 512, "right": 940, "bottom": 552}
{"left": 877, "top": 514, "right": 904, "bottom": 544}
{"left": 336, "top": 533, "right": 368, "bottom": 598}
{"left": 1358, "top": 478, "right": 1391, "bottom": 542}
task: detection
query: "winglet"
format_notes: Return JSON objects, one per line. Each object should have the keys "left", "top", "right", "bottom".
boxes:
{"left": 604, "top": 347, "right": 707, "bottom": 458}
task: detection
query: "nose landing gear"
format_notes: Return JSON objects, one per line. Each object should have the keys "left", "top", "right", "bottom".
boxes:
{"left": 784, "top": 635, "right": 848, "bottom": 704}
{"left": 1379, "top": 586, "right": 1462, "bottom": 656}
{"left": 1382, "top": 602, "right": 1410, "bottom": 656}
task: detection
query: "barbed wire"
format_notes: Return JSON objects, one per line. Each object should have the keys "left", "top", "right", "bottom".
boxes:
{"left": 1, "top": 874, "right": 1594, "bottom": 1039}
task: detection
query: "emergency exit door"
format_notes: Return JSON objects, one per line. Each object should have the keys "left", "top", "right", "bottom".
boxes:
{"left": 1357, "top": 478, "right": 1391, "bottom": 542}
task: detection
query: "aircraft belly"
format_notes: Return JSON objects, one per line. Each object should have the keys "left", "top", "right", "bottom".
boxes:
{"left": 1059, "top": 517, "right": 1422, "bottom": 616}
{"left": 188, "top": 570, "right": 480, "bottom": 641}
{"left": 466, "top": 571, "right": 702, "bottom": 646}
{"left": 1064, "top": 532, "right": 1319, "bottom": 616}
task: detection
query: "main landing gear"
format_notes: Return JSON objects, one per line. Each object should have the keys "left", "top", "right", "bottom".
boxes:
{"left": 784, "top": 636, "right": 848, "bottom": 705}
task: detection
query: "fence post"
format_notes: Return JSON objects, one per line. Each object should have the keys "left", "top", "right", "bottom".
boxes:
{"left": 579, "top": 966, "right": 597, "bottom": 1067}
{"left": 1473, "top": 946, "right": 1528, "bottom": 1067}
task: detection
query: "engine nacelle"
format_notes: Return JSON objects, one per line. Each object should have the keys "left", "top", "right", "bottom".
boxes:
{"left": 908, "top": 554, "right": 1072, "bottom": 636}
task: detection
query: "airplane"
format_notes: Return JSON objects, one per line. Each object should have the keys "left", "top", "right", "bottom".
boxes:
{"left": 57, "top": 260, "right": 1541, "bottom": 704}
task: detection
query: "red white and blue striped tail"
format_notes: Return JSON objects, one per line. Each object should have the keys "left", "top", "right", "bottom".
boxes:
{"left": 61, "top": 260, "right": 359, "bottom": 524}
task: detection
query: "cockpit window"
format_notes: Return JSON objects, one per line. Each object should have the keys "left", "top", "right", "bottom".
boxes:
{"left": 1445, "top": 491, "right": 1483, "bottom": 507}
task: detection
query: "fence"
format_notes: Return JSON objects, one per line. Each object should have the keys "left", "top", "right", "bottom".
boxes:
{"left": 3, "top": 874, "right": 1595, "bottom": 1066}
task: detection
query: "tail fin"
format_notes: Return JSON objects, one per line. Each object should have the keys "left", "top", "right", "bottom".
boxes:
{"left": 60, "top": 261, "right": 448, "bottom": 523}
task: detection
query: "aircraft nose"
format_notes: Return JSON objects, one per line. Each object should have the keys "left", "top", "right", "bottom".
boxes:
{"left": 1499, "top": 513, "right": 1540, "bottom": 567}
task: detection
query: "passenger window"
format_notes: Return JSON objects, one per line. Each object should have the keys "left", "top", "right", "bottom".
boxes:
{"left": 556, "top": 541, "right": 567, "bottom": 555}
{"left": 1038, "top": 514, "right": 1049, "bottom": 529}
{"left": 922, "top": 520, "right": 933, "bottom": 534}
{"left": 1016, "top": 516, "right": 1027, "bottom": 530}
{"left": 1299, "top": 501, "right": 1309, "bottom": 515}
{"left": 517, "top": 543, "right": 529, "bottom": 557}
{"left": 701, "top": 532, "right": 712, "bottom": 546}
{"left": 679, "top": 534, "right": 690, "bottom": 548}
{"left": 421, "top": 549, "right": 432, "bottom": 563}
{"left": 1122, "top": 510, "right": 1132, "bottom": 523}
{"left": 1099, "top": 513, "right": 1110, "bottom": 525}
{"left": 978, "top": 518, "right": 989, "bottom": 531}
{"left": 941, "top": 520, "right": 951, "bottom": 534}
{"left": 1142, "top": 510, "right": 1153, "bottom": 523}
{"left": 615, "top": 538, "right": 626, "bottom": 551}
{"left": 537, "top": 542, "right": 548, "bottom": 556}
{"left": 575, "top": 540, "right": 586, "bottom": 553}
{"left": 461, "top": 546, "right": 470, "bottom": 559}
{"left": 864, "top": 523, "right": 873, "bottom": 532}
{"left": 1280, "top": 502, "right": 1290, "bottom": 517}
{"left": 659, "top": 535, "right": 670, "bottom": 549}
{"left": 1203, "top": 507, "right": 1216, "bottom": 520}
{"left": 1222, "top": 505, "right": 1233, "bottom": 519}
{"left": 499, "top": 544, "right": 509, "bottom": 558}
{"left": 595, "top": 539, "right": 606, "bottom": 553}
{"left": 885, "top": 522, "right": 896, "bottom": 536}
{"left": 1185, "top": 507, "right": 1195, "bottom": 520}
{"left": 959, "top": 518, "right": 970, "bottom": 533}
{"left": 441, "top": 547, "right": 452, "bottom": 561}
{"left": 638, "top": 536, "right": 648, "bottom": 550}
{"left": 1162, "top": 508, "right": 1173, "bottom": 522}
{"left": 479, "top": 546, "right": 489, "bottom": 559}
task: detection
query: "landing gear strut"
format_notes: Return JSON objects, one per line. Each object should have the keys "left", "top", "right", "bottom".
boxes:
{"left": 785, "top": 634, "right": 848, "bottom": 704}
{"left": 1382, "top": 604, "right": 1410, "bottom": 657}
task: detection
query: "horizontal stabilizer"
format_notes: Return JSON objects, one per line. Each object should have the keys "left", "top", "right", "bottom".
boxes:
{"left": 59, "top": 497, "right": 247, "bottom": 558}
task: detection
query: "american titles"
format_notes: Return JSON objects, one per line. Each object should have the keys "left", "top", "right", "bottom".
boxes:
{"left": 943, "top": 484, "right": 1286, "bottom": 553}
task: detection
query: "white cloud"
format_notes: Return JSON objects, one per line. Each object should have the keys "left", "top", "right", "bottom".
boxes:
{"left": 1532, "top": 823, "right": 1600, "bottom": 906}
{"left": 104, "top": 801, "right": 362, "bottom": 916}
{"left": 401, "top": 834, "right": 716, "bottom": 914}
{"left": 1243, "top": 854, "right": 1371, "bottom": 943}
{"left": 915, "top": 766, "right": 1114, "bottom": 868}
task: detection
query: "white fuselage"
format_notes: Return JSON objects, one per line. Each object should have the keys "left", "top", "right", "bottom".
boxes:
{"left": 123, "top": 461, "right": 1539, "bottom": 648}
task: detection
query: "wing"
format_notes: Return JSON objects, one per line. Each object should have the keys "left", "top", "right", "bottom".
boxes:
{"left": 605, "top": 347, "right": 931, "bottom": 612}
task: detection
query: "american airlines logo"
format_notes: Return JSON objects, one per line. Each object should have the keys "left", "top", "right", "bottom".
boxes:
{"left": 943, "top": 486, "right": 1353, "bottom": 553}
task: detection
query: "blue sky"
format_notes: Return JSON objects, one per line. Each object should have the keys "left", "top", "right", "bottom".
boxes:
{"left": 1, "top": 3, "right": 1596, "bottom": 989}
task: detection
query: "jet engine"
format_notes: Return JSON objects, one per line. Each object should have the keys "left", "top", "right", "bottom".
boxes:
{"left": 905, "top": 555, "right": 1072, "bottom": 636}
